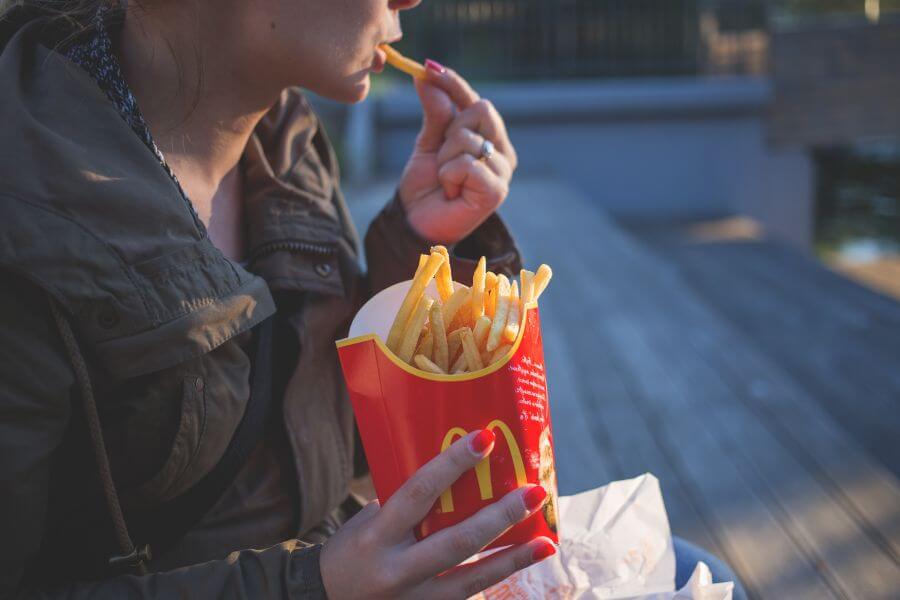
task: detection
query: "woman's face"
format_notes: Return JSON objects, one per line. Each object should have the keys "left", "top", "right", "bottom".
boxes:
{"left": 233, "top": 0, "right": 422, "bottom": 103}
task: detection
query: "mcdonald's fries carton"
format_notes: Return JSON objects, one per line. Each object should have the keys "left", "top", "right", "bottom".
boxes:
{"left": 336, "top": 279, "right": 559, "bottom": 549}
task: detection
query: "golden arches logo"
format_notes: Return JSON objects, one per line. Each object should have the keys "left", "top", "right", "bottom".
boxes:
{"left": 439, "top": 420, "right": 527, "bottom": 513}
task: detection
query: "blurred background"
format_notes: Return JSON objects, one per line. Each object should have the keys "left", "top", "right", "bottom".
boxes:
{"left": 312, "top": 2, "right": 900, "bottom": 597}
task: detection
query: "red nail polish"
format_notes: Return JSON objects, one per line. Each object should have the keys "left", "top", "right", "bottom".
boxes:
{"left": 532, "top": 540, "right": 556, "bottom": 562}
{"left": 425, "top": 59, "right": 446, "bottom": 74}
{"left": 523, "top": 485, "right": 547, "bottom": 511}
{"left": 470, "top": 429, "right": 495, "bottom": 454}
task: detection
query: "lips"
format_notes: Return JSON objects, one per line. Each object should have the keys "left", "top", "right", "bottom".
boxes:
{"left": 372, "top": 47, "right": 387, "bottom": 73}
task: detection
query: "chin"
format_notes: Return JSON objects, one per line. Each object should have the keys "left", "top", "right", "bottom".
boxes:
{"left": 314, "top": 75, "right": 371, "bottom": 105}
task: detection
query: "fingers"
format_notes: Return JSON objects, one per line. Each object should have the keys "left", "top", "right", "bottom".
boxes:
{"left": 437, "top": 128, "right": 512, "bottom": 181}
{"left": 438, "top": 154, "right": 508, "bottom": 205}
{"left": 424, "top": 66, "right": 480, "bottom": 111}
{"left": 446, "top": 99, "right": 517, "bottom": 169}
{"left": 429, "top": 537, "right": 557, "bottom": 599}
{"left": 405, "top": 484, "right": 548, "bottom": 579}
{"left": 375, "top": 430, "right": 495, "bottom": 542}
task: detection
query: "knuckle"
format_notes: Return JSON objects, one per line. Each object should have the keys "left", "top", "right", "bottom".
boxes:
{"left": 405, "top": 474, "right": 437, "bottom": 504}
{"left": 449, "top": 526, "right": 482, "bottom": 556}
{"left": 463, "top": 574, "right": 492, "bottom": 598}
{"left": 514, "top": 549, "right": 533, "bottom": 571}
{"left": 503, "top": 497, "right": 524, "bottom": 527}
{"left": 475, "top": 99, "right": 492, "bottom": 115}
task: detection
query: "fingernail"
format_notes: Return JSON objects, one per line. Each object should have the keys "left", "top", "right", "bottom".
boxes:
{"left": 425, "top": 59, "right": 446, "bottom": 74}
{"left": 532, "top": 540, "right": 556, "bottom": 562}
{"left": 523, "top": 485, "right": 547, "bottom": 511}
{"left": 470, "top": 429, "right": 495, "bottom": 455}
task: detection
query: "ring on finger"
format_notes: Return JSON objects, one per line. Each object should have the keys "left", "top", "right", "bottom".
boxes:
{"left": 478, "top": 139, "right": 495, "bottom": 162}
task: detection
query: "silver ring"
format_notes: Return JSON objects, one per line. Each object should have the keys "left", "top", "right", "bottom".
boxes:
{"left": 479, "top": 139, "right": 495, "bottom": 161}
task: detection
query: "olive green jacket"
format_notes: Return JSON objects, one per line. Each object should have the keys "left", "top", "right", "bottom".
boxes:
{"left": 0, "top": 12, "right": 521, "bottom": 599}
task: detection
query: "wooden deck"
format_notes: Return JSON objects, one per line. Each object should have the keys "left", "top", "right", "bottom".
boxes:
{"left": 347, "top": 177, "right": 900, "bottom": 599}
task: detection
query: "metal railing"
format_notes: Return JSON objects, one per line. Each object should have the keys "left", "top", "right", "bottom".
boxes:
{"left": 395, "top": 0, "right": 769, "bottom": 81}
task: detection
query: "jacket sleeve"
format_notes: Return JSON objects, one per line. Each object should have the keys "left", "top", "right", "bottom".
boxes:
{"left": 0, "top": 274, "right": 326, "bottom": 600}
{"left": 364, "top": 193, "right": 523, "bottom": 294}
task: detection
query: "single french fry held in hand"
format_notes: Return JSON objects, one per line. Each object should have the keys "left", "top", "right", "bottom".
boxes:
{"left": 414, "top": 354, "right": 445, "bottom": 374}
{"left": 398, "top": 296, "right": 434, "bottom": 363}
{"left": 485, "top": 274, "right": 511, "bottom": 352}
{"left": 533, "top": 264, "right": 553, "bottom": 301}
{"left": 386, "top": 251, "right": 444, "bottom": 352}
{"left": 471, "top": 256, "right": 487, "bottom": 321}
{"left": 460, "top": 327, "right": 485, "bottom": 371}
{"left": 379, "top": 44, "right": 427, "bottom": 79}
{"left": 503, "top": 281, "right": 521, "bottom": 343}
{"left": 429, "top": 301, "right": 450, "bottom": 372}
{"left": 520, "top": 269, "right": 535, "bottom": 304}
{"left": 431, "top": 245, "right": 454, "bottom": 302}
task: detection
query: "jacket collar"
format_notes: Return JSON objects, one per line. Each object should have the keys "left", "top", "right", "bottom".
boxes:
{"left": 0, "top": 17, "right": 350, "bottom": 377}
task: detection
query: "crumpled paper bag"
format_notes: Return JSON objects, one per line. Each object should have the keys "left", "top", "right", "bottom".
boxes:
{"left": 474, "top": 474, "right": 733, "bottom": 600}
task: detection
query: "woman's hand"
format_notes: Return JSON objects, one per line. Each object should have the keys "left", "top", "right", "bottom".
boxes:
{"left": 320, "top": 430, "right": 555, "bottom": 599}
{"left": 397, "top": 62, "right": 518, "bottom": 245}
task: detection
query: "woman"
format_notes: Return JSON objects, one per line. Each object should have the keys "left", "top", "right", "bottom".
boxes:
{"left": 0, "top": 1, "right": 745, "bottom": 598}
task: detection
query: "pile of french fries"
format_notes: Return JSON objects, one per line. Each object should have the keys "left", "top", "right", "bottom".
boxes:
{"left": 385, "top": 247, "right": 551, "bottom": 375}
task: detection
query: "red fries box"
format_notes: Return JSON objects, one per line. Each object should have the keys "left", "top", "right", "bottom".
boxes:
{"left": 336, "top": 279, "right": 559, "bottom": 550}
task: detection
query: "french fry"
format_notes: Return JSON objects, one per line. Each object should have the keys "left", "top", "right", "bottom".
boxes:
{"left": 489, "top": 343, "right": 513, "bottom": 363}
{"left": 447, "top": 328, "right": 465, "bottom": 362}
{"left": 503, "top": 281, "right": 521, "bottom": 343}
{"left": 431, "top": 245, "right": 454, "bottom": 302}
{"left": 441, "top": 287, "right": 470, "bottom": 332}
{"left": 481, "top": 350, "right": 491, "bottom": 365}
{"left": 416, "top": 330, "right": 434, "bottom": 360}
{"left": 397, "top": 296, "right": 434, "bottom": 363}
{"left": 451, "top": 349, "right": 467, "bottom": 374}
{"left": 386, "top": 251, "right": 444, "bottom": 352}
{"left": 533, "top": 264, "right": 553, "bottom": 301}
{"left": 460, "top": 327, "right": 485, "bottom": 371}
{"left": 380, "top": 43, "right": 427, "bottom": 79}
{"left": 413, "top": 254, "right": 428, "bottom": 278}
{"left": 485, "top": 274, "right": 511, "bottom": 352}
{"left": 520, "top": 269, "right": 535, "bottom": 304}
{"left": 485, "top": 272, "right": 499, "bottom": 318}
{"left": 414, "top": 354, "right": 445, "bottom": 374}
{"left": 430, "top": 301, "right": 449, "bottom": 372}
{"left": 471, "top": 256, "right": 486, "bottom": 321}
{"left": 472, "top": 315, "right": 492, "bottom": 349}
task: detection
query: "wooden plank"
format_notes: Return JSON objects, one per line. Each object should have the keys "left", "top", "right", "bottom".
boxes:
{"left": 508, "top": 209, "right": 726, "bottom": 558}
{"left": 635, "top": 239, "right": 900, "bottom": 478}
{"left": 501, "top": 180, "right": 842, "bottom": 598}
{"left": 609, "top": 275, "right": 900, "bottom": 597}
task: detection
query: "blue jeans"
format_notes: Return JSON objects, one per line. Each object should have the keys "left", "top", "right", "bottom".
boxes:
{"left": 673, "top": 537, "right": 748, "bottom": 600}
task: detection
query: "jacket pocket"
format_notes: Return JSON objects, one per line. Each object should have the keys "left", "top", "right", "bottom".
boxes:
{"left": 128, "top": 375, "right": 208, "bottom": 506}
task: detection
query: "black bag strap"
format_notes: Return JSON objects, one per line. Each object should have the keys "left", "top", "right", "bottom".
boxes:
{"left": 49, "top": 296, "right": 277, "bottom": 573}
